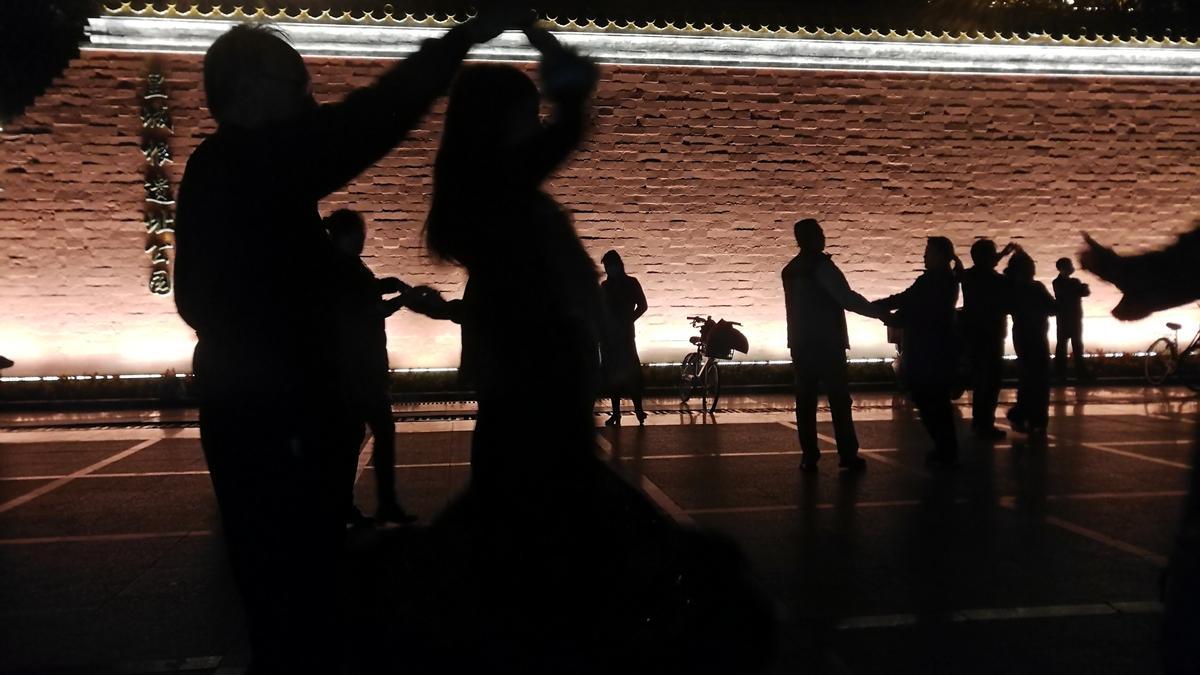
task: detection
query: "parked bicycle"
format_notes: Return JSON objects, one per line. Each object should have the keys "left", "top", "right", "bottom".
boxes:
{"left": 679, "top": 315, "right": 749, "bottom": 412}
{"left": 1144, "top": 319, "right": 1200, "bottom": 391}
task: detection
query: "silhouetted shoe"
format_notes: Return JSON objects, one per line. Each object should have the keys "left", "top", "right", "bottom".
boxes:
{"left": 838, "top": 456, "right": 867, "bottom": 472}
{"left": 345, "top": 507, "right": 374, "bottom": 529}
{"left": 605, "top": 414, "right": 621, "bottom": 426}
{"left": 375, "top": 502, "right": 417, "bottom": 528}
{"left": 973, "top": 425, "right": 1007, "bottom": 440}
{"left": 799, "top": 457, "right": 819, "bottom": 473}
{"left": 635, "top": 410, "right": 648, "bottom": 425}
{"left": 925, "top": 452, "right": 959, "bottom": 469}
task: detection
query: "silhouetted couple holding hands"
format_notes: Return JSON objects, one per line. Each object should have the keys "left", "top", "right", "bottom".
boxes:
{"left": 783, "top": 220, "right": 961, "bottom": 470}
{"left": 177, "top": 11, "right": 771, "bottom": 675}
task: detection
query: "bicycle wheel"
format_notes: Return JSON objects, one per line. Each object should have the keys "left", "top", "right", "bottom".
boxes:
{"left": 679, "top": 352, "right": 701, "bottom": 402}
{"left": 1144, "top": 337, "right": 1177, "bottom": 386}
{"left": 702, "top": 359, "right": 720, "bottom": 413}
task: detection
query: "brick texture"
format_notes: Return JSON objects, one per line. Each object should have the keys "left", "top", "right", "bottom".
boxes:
{"left": 2, "top": 50, "right": 1199, "bottom": 375}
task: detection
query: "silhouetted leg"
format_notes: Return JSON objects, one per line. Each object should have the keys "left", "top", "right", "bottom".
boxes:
{"left": 972, "top": 339, "right": 1003, "bottom": 431}
{"left": 200, "top": 404, "right": 347, "bottom": 674}
{"left": 913, "top": 385, "right": 958, "bottom": 459}
{"left": 366, "top": 400, "right": 397, "bottom": 509}
{"left": 1071, "top": 331, "right": 1088, "bottom": 378}
{"left": 791, "top": 353, "right": 820, "bottom": 463}
{"left": 611, "top": 396, "right": 621, "bottom": 419}
{"left": 823, "top": 355, "right": 860, "bottom": 461}
{"left": 1055, "top": 331, "right": 1070, "bottom": 380}
{"left": 1028, "top": 355, "right": 1051, "bottom": 429}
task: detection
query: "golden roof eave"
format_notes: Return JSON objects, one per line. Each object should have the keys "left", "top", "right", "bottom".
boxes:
{"left": 101, "top": 2, "right": 1199, "bottom": 48}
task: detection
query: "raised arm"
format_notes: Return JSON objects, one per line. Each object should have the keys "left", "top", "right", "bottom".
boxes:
{"left": 1081, "top": 226, "right": 1200, "bottom": 320}
{"left": 506, "top": 27, "right": 598, "bottom": 188}
{"left": 281, "top": 11, "right": 523, "bottom": 201}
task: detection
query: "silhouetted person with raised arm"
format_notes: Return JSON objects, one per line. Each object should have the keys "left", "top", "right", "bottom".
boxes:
{"left": 875, "top": 237, "right": 961, "bottom": 467}
{"left": 1053, "top": 256, "right": 1091, "bottom": 382}
{"left": 172, "top": 13, "right": 514, "bottom": 672}
{"left": 600, "top": 250, "right": 648, "bottom": 426}
{"left": 1004, "top": 249, "right": 1055, "bottom": 436}
{"left": 325, "top": 209, "right": 416, "bottom": 528}
{"left": 1080, "top": 223, "right": 1200, "bottom": 675}
{"left": 782, "top": 219, "right": 883, "bottom": 472}
{"left": 398, "top": 27, "right": 774, "bottom": 674}
{"left": 960, "top": 239, "right": 1015, "bottom": 440}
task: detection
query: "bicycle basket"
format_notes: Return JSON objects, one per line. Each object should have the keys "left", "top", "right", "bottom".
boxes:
{"left": 704, "top": 320, "right": 749, "bottom": 359}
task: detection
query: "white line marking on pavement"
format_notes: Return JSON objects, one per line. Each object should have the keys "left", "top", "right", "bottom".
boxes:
{"left": 0, "top": 429, "right": 199, "bottom": 442}
{"left": 1079, "top": 440, "right": 1191, "bottom": 470}
{"left": 687, "top": 499, "right": 927, "bottom": 516}
{"left": 998, "top": 423, "right": 1191, "bottom": 470}
{"left": 0, "top": 530, "right": 212, "bottom": 546}
{"left": 686, "top": 491, "right": 1183, "bottom": 517}
{"left": 833, "top": 600, "right": 1163, "bottom": 630}
{"left": 0, "top": 438, "right": 161, "bottom": 514}
{"left": 998, "top": 495, "right": 1169, "bottom": 567}
{"left": 1042, "top": 514, "right": 1170, "bottom": 567}
{"left": 595, "top": 433, "right": 694, "bottom": 525}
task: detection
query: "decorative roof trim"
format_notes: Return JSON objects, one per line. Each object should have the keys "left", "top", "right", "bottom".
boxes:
{"left": 87, "top": 8, "right": 1200, "bottom": 78}
{"left": 98, "top": 2, "right": 1199, "bottom": 47}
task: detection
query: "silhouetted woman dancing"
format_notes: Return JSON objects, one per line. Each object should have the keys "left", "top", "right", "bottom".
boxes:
{"left": 397, "top": 27, "right": 773, "bottom": 675}
{"left": 600, "top": 249, "right": 648, "bottom": 426}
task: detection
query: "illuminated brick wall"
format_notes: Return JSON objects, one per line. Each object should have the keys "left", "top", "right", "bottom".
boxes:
{"left": 2, "top": 50, "right": 1199, "bottom": 375}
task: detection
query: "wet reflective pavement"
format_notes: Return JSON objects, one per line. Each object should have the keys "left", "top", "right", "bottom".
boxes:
{"left": 0, "top": 387, "right": 1194, "bottom": 674}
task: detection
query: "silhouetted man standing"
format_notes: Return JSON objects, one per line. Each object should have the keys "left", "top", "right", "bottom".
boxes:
{"left": 783, "top": 219, "right": 882, "bottom": 472}
{"left": 173, "top": 15, "right": 513, "bottom": 673}
{"left": 1053, "top": 257, "right": 1091, "bottom": 382}
{"left": 960, "top": 239, "right": 1014, "bottom": 440}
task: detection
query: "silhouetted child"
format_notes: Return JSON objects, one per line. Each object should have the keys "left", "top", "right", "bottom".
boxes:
{"left": 600, "top": 250, "right": 648, "bottom": 426}
{"left": 1052, "top": 257, "right": 1091, "bottom": 382}
{"left": 875, "top": 237, "right": 962, "bottom": 467}
{"left": 1005, "top": 249, "right": 1055, "bottom": 436}
{"left": 326, "top": 209, "right": 415, "bottom": 527}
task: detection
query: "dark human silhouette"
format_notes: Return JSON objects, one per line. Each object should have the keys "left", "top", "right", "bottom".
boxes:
{"left": 875, "top": 237, "right": 961, "bottom": 467}
{"left": 1004, "top": 249, "right": 1055, "bottom": 436}
{"left": 1080, "top": 224, "right": 1200, "bottom": 675}
{"left": 782, "top": 218, "right": 883, "bottom": 472}
{"left": 600, "top": 249, "right": 648, "bottom": 426}
{"left": 1052, "top": 256, "right": 1091, "bottom": 382}
{"left": 387, "top": 27, "right": 774, "bottom": 675}
{"left": 172, "top": 13, "right": 514, "bottom": 673}
{"left": 325, "top": 209, "right": 415, "bottom": 528}
{"left": 959, "top": 239, "right": 1015, "bottom": 440}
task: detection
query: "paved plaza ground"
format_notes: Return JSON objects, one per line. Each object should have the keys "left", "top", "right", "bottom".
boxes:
{"left": 0, "top": 387, "right": 1195, "bottom": 674}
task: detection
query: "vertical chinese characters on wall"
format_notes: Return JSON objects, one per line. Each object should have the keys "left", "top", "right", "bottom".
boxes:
{"left": 140, "top": 69, "right": 174, "bottom": 295}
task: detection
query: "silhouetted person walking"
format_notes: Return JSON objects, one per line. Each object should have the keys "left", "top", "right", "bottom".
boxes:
{"left": 1053, "top": 257, "right": 1091, "bottom": 382}
{"left": 782, "top": 219, "right": 882, "bottom": 472}
{"left": 1080, "top": 224, "right": 1200, "bottom": 675}
{"left": 325, "top": 209, "right": 416, "bottom": 528}
{"left": 875, "top": 237, "right": 961, "bottom": 467}
{"left": 172, "top": 14, "right": 513, "bottom": 673}
{"left": 600, "top": 250, "right": 648, "bottom": 426}
{"left": 1004, "top": 249, "right": 1055, "bottom": 436}
{"left": 960, "top": 239, "right": 1015, "bottom": 439}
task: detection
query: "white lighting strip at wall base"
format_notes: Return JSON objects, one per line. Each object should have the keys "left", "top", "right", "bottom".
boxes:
{"left": 0, "top": 352, "right": 1151, "bottom": 383}
{"left": 85, "top": 16, "right": 1200, "bottom": 78}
